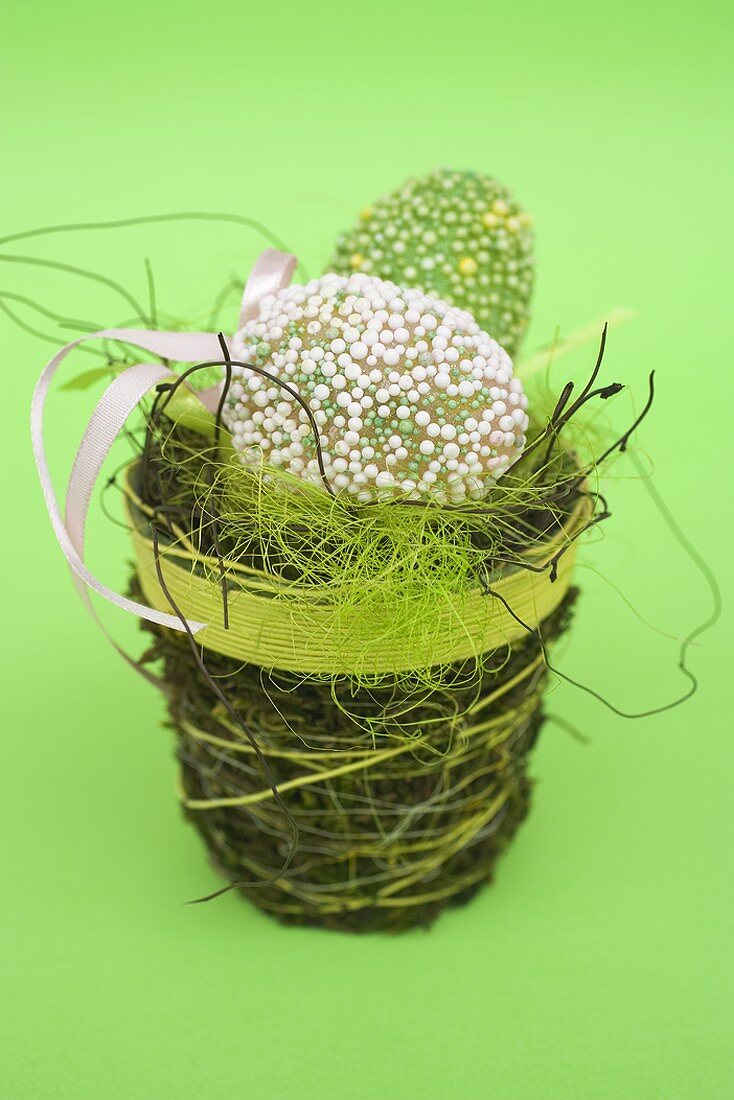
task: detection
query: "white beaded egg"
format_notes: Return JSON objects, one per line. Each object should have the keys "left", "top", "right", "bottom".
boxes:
{"left": 223, "top": 272, "right": 528, "bottom": 504}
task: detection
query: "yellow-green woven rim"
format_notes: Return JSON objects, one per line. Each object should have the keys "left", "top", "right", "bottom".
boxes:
{"left": 125, "top": 468, "right": 587, "bottom": 675}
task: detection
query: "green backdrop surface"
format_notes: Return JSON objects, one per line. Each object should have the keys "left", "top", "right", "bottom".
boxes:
{"left": 1, "top": 2, "right": 731, "bottom": 1097}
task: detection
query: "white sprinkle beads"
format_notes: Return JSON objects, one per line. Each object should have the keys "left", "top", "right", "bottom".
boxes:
{"left": 223, "top": 272, "right": 529, "bottom": 504}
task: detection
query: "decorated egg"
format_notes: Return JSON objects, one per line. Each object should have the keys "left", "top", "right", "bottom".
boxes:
{"left": 325, "top": 168, "right": 534, "bottom": 358}
{"left": 223, "top": 272, "right": 528, "bottom": 504}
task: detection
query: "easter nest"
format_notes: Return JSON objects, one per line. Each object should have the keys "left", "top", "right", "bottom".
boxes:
{"left": 18, "top": 182, "right": 707, "bottom": 936}
{"left": 124, "top": 378, "right": 610, "bottom": 931}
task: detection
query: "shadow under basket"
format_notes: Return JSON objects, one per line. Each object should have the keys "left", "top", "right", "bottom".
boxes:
{"left": 136, "top": 587, "right": 577, "bottom": 933}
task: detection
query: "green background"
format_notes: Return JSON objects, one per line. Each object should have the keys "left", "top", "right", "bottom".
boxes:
{"left": 1, "top": 1, "right": 731, "bottom": 1097}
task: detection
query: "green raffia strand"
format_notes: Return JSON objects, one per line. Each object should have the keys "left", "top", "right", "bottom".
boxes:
{"left": 325, "top": 168, "right": 534, "bottom": 358}
{"left": 128, "top": 389, "right": 598, "bottom": 930}
{"left": 161, "top": 385, "right": 218, "bottom": 436}
{"left": 516, "top": 309, "right": 637, "bottom": 383}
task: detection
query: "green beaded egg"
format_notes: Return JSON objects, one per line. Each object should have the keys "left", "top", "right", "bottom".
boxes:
{"left": 326, "top": 168, "right": 535, "bottom": 359}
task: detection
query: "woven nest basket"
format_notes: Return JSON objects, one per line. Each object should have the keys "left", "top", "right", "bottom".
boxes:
{"left": 128, "top": 422, "right": 588, "bottom": 933}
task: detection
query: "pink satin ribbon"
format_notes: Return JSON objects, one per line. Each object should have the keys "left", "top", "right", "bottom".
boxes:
{"left": 31, "top": 248, "right": 297, "bottom": 647}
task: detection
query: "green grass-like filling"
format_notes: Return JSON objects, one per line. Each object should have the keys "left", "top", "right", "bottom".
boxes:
{"left": 134, "top": 398, "right": 592, "bottom": 697}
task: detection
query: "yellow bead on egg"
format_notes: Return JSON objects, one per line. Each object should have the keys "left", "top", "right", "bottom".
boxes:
{"left": 326, "top": 168, "right": 535, "bottom": 357}
{"left": 458, "top": 256, "right": 478, "bottom": 277}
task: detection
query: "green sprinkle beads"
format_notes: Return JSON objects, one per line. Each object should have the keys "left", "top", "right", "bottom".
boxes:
{"left": 224, "top": 273, "right": 528, "bottom": 504}
{"left": 326, "top": 168, "right": 534, "bottom": 358}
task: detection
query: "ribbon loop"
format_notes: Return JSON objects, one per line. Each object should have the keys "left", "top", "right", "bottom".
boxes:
{"left": 30, "top": 248, "right": 300, "bottom": 651}
{"left": 239, "top": 248, "right": 298, "bottom": 327}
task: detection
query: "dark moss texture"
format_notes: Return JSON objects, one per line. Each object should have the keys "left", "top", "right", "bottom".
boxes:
{"left": 136, "top": 582, "right": 577, "bottom": 932}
